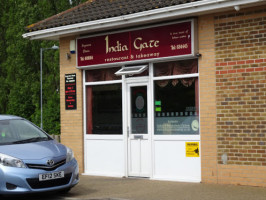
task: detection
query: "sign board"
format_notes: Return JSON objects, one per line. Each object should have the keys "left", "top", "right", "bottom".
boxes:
{"left": 65, "top": 73, "right": 77, "bottom": 110}
{"left": 186, "top": 142, "right": 200, "bottom": 157}
{"left": 77, "top": 20, "right": 194, "bottom": 67}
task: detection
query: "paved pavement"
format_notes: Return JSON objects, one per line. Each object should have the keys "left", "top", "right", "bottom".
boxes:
{"left": 3, "top": 175, "right": 266, "bottom": 200}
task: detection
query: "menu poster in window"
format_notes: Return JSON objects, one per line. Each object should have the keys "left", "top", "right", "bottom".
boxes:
{"left": 65, "top": 74, "right": 77, "bottom": 110}
{"left": 154, "top": 114, "right": 199, "bottom": 135}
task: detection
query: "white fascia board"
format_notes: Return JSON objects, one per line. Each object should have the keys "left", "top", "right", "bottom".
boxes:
{"left": 22, "top": 0, "right": 265, "bottom": 40}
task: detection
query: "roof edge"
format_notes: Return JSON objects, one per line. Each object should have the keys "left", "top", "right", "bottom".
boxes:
{"left": 22, "top": 0, "right": 266, "bottom": 40}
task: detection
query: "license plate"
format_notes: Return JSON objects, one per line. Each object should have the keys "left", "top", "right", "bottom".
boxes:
{"left": 39, "top": 171, "right": 64, "bottom": 181}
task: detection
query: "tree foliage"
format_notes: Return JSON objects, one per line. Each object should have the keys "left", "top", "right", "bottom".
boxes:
{"left": 0, "top": 0, "right": 86, "bottom": 134}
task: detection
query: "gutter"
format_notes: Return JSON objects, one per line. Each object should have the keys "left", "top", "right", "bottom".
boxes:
{"left": 22, "top": 0, "right": 265, "bottom": 40}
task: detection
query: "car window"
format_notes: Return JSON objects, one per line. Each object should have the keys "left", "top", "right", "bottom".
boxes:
{"left": 0, "top": 121, "right": 16, "bottom": 143}
{"left": 0, "top": 119, "right": 49, "bottom": 145}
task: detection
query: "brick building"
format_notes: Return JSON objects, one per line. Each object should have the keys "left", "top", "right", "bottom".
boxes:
{"left": 23, "top": 0, "right": 266, "bottom": 187}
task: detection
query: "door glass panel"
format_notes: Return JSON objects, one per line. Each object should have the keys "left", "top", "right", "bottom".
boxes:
{"left": 131, "top": 86, "right": 147, "bottom": 134}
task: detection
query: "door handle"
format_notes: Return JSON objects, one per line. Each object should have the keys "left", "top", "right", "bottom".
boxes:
{"left": 134, "top": 135, "right": 143, "bottom": 139}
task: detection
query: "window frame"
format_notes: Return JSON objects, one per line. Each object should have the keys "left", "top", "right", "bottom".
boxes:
{"left": 83, "top": 60, "right": 200, "bottom": 140}
{"left": 151, "top": 60, "right": 200, "bottom": 138}
{"left": 115, "top": 65, "right": 148, "bottom": 76}
{"left": 84, "top": 68, "right": 123, "bottom": 137}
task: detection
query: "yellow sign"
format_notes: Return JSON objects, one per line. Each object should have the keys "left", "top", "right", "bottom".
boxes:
{"left": 186, "top": 142, "right": 200, "bottom": 157}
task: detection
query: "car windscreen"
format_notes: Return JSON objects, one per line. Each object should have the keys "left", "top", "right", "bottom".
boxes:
{"left": 0, "top": 119, "right": 50, "bottom": 145}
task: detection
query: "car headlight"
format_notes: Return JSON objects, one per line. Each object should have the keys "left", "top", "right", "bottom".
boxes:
{"left": 0, "top": 153, "right": 26, "bottom": 168}
{"left": 66, "top": 147, "right": 74, "bottom": 163}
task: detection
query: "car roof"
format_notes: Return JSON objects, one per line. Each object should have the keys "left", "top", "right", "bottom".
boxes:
{"left": 0, "top": 115, "right": 23, "bottom": 121}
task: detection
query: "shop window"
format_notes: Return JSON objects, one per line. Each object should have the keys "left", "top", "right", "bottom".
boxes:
{"left": 154, "top": 59, "right": 198, "bottom": 77}
{"left": 85, "top": 67, "right": 121, "bottom": 82}
{"left": 86, "top": 84, "right": 122, "bottom": 135}
{"left": 154, "top": 60, "right": 199, "bottom": 135}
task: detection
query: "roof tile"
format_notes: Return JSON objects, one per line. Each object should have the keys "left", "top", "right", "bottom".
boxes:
{"left": 26, "top": 0, "right": 202, "bottom": 32}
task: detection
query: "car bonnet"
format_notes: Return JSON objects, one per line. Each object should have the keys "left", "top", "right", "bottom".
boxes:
{"left": 0, "top": 140, "right": 66, "bottom": 160}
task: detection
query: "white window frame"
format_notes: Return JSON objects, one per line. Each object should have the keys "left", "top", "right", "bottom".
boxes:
{"left": 83, "top": 69, "right": 123, "bottom": 139}
{"left": 151, "top": 62, "right": 200, "bottom": 141}
{"left": 115, "top": 65, "right": 148, "bottom": 76}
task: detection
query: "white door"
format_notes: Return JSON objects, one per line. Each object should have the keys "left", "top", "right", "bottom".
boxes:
{"left": 127, "top": 82, "right": 151, "bottom": 177}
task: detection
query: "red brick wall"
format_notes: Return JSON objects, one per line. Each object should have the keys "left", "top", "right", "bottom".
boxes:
{"left": 199, "top": 7, "right": 266, "bottom": 187}
{"left": 215, "top": 7, "right": 266, "bottom": 167}
{"left": 207, "top": 7, "right": 266, "bottom": 187}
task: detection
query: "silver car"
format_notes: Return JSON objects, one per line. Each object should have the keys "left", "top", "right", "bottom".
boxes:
{"left": 0, "top": 115, "right": 79, "bottom": 195}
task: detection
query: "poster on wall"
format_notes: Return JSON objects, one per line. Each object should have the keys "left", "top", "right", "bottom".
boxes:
{"left": 77, "top": 20, "right": 194, "bottom": 67}
{"left": 65, "top": 73, "right": 77, "bottom": 110}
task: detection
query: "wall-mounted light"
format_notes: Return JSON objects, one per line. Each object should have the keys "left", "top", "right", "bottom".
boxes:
{"left": 234, "top": 5, "right": 240, "bottom": 11}
{"left": 70, "top": 40, "right": 76, "bottom": 54}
